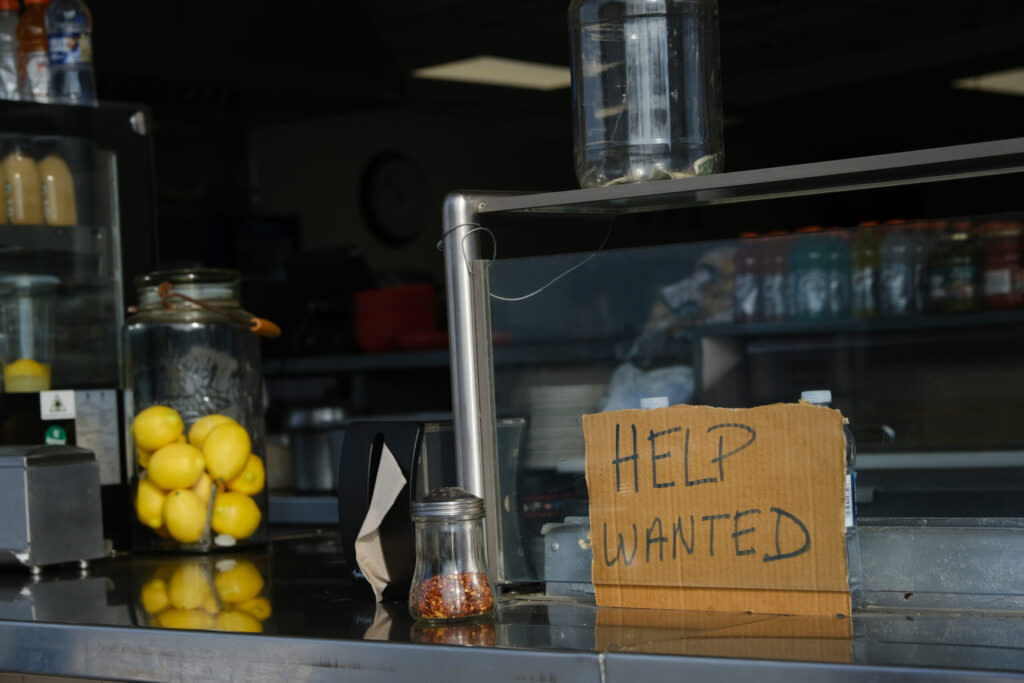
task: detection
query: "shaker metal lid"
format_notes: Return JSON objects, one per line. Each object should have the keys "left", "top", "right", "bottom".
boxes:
{"left": 411, "top": 487, "right": 485, "bottom": 520}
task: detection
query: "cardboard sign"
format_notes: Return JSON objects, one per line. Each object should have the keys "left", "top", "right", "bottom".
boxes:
{"left": 583, "top": 402, "right": 850, "bottom": 617}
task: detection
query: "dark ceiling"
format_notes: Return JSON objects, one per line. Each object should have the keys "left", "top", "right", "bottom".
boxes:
{"left": 87, "top": 0, "right": 1024, "bottom": 170}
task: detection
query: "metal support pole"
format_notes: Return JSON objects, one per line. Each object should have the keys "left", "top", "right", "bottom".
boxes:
{"left": 442, "top": 192, "right": 501, "bottom": 579}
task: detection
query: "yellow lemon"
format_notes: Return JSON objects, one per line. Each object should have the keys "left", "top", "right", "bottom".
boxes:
{"left": 132, "top": 405, "right": 184, "bottom": 452}
{"left": 226, "top": 454, "right": 265, "bottom": 495}
{"left": 136, "top": 445, "right": 152, "bottom": 468}
{"left": 135, "top": 477, "right": 166, "bottom": 529}
{"left": 235, "top": 595, "right": 272, "bottom": 621}
{"left": 200, "top": 592, "right": 220, "bottom": 615}
{"left": 163, "top": 489, "right": 208, "bottom": 544}
{"left": 191, "top": 471, "right": 214, "bottom": 505}
{"left": 214, "top": 560, "right": 264, "bottom": 603}
{"left": 3, "top": 358, "right": 50, "bottom": 392}
{"left": 167, "top": 563, "right": 213, "bottom": 610}
{"left": 215, "top": 610, "right": 262, "bottom": 633}
{"left": 147, "top": 443, "right": 206, "bottom": 490}
{"left": 154, "top": 608, "right": 214, "bottom": 630}
{"left": 188, "top": 414, "right": 237, "bottom": 450}
{"left": 210, "top": 491, "right": 261, "bottom": 540}
{"left": 140, "top": 578, "right": 170, "bottom": 615}
{"left": 203, "top": 423, "right": 251, "bottom": 480}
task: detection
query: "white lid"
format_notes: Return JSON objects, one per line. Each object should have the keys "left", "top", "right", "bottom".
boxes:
{"left": 801, "top": 389, "right": 832, "bottom": 405}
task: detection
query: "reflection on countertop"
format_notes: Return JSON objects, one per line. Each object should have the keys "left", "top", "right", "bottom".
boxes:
{"left": 0, "top": 532, "right": 1023, "bottom": 676}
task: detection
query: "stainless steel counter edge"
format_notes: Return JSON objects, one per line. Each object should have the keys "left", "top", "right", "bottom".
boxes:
{"left": 2, "top": 620, "right": 1023, "bottom": 683}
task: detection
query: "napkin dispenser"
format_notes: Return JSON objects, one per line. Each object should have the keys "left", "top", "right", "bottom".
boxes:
{"left": 338, "top": 421, "right": 424, "bottom": 600}
{"left": 0, "top": 445, "right": 106, "bottom": 572}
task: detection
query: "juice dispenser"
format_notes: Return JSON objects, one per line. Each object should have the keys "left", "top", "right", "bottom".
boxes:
{"left": 0, "top": 273, "right": 57, "bottom": 393}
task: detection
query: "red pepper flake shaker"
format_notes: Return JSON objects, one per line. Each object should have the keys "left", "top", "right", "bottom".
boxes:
{"left": 409, "top": 488, "right": 495, "bottom": 621}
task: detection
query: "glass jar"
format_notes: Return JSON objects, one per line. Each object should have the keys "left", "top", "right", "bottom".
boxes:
{"left": 569, "top": 0, "right": 723, "bottom": 188}
{"left": 125, "top": 268, "right": 275, "bottom": 551}
{"left": 409, "top": 488, "right": 495, "bottom": 621}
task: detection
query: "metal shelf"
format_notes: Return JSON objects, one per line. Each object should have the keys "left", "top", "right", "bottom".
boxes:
{"left": 475, "top": 138, "right": 1024, "bottom": 216}
{"left": 0, "top": 223, "right": 104, "bottom": 254}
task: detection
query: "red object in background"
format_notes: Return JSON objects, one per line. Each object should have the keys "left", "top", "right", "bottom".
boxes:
{"left": 355, "top": 283, "right": 438, "bottom": 352}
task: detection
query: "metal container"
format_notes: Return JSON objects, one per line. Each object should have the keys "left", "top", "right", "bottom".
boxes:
{"left": 287, "top": 406, "right": 345, "bottom": 492}
{"left": 0, "top": 445, "right": 105, "bottom": 572}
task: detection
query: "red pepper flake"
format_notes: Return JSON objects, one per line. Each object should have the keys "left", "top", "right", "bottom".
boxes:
{"left": 414, "top": 572, "right": 494, "bottom": 620}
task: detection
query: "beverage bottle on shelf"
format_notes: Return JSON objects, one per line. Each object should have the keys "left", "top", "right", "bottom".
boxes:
{"left": 826, "top": 229, "right": 851, "bottom": 320}
{"left": 851, "top": 221, "right": 881, "bottom": 319}
{"left": 880, "top": 220, "right": 913, "bottom": 317}
{"left": 733, "top": 232, "right": 761, "bottom": 323}
{"left": 761, "top": 231, "right": 788, "bottom": 321}
{"left": 46, "top": 0, "right": 96, "bottom": 106}
{"left": 17, "top": 0, "right": 51, "bottom": 103}
{"left": 945, "top": 222, "right": 980, "bottom": 313}
{"left": 980, "top": 220, "right": 1023, "bottom": 310}
{"left": 800, "top": 389, "right": 861, "bottom": 607}
{"left": 788, "top": 226, "right": 829, "bottom": 321}
{"left": 908, "top": 220, "right": 930, "bottom": 314}
{"left": 0, "top": 0, "right": 19, "bottom": 101}
{"left": 38, "top": 140, "right": 77, "bottom": 225}
{"left": 3, "top": 139, "right": 44, "bottom": 225}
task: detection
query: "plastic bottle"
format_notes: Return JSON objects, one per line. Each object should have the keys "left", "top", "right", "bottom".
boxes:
{"left": 825, "top": 229, "right": 851, "bottom": 320}
{"left": 38, "top": 142, "right": 77, "bottom": 225}
{"left": 761, "top": 231, "right": 788, "bottom": 322}
{"left": 17, "top": 0, "right": 51, "bottom": 103}
{"left": 788, "top": 226, "right": 829, "bottom": 321}
{"left": 851, "top": 222, "right": 881, "bottom": 319}
{"left": 0, "top": 0, "right": 19, "bottom": 101}
{"left": 880, "top": 220, "right": 913, "bottom": 317}
{"left": 800, "top": 389, "right": 861, "bottom": 609}
{"left": 733, "top": 232, "right": 761, "bottom": 323}
{"left": 3, "top": 139, "right": 44, "bottom": 225}
{"left": 46, "top": 0, "right": 96, "bottom": 106}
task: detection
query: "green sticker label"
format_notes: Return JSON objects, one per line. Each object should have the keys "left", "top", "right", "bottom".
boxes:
{"left": 44, "top": 425, "right": 67, "bottom": 445}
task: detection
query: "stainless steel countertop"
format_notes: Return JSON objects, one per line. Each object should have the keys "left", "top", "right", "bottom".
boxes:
{"left": 1, "top": 532, "right": 1023, "bottom": 682}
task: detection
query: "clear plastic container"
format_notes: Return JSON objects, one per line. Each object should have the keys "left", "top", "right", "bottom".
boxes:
{"left": 569, "top": 0, "right": 723, "bottom": 188}
{"left": 409, "top": 488, "right": 495, "bottom": 621}
{"left": 16, "top": 0, "right": 50, "bottom": 103}
{"left": 46, "top": 0, "right": 97, "bottom": 106}
{"left": 0, "top": 273, "right": 58, "bottom": 393}
{"left": 125, "top": 268, "right": 278, "bottom": 551}
{"left": 2, "top": 138, "right": 44, "bottom": 225}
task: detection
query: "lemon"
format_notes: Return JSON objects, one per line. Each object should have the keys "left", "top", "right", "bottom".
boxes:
{"left": 210, "top": 491, "right": 261, "bottom": 540}
{"left": 147, "top": 443, "right": 206, "bottom": 490}
{"left": 215, "top": 610, "right": 263, "bottom": 633}
{"left": 140, "top": 578, "right": 170, "bottom": 614}
{"left": 226, "top": 454, "right": 265, "bottom": 495}
{"left": 188, "top": 414, "right": 237, "bottom": 450}
{"left": 167, "top": 563, "right": 213, "bottom": 610}
{"left": 191, "top": 472, "right": 214, "bottom": 505}
{"left": 235, "top": 595, "right": 272, "bottom": 621}
{"left": 203, "top": 422, "right": 251, "bottom": 480}
{"left": 200, "top": 592, "right": 220, "bottom": 615}
{"left": 136, "top": 446, "right": 152, "bottom": 468}
{"left": 214, "top": 560, "right": 264, "bottom": 603}
{"left": 155, "top": 608, "right": 214, "bottom": 630}
{"left": 3, "top": 358, "right": 50, "bottom": 392}
{"left": 135, "top": 477, "right": 166, "bottom": 529}
{"left": 132, "top": 405, "right": 185, "bottom": 452}
{"left": 163, "top": 489, "right": 208, "bottom": 544}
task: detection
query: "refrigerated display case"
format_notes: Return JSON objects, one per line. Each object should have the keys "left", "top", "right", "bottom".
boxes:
{"left": 439, "top": 137, "right": 1024, "bottom": 607}
{"left": 0, "top": 101, "right": 157, "bottom": 550}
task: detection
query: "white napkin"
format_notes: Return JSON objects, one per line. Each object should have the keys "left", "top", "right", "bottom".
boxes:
{"left": 355, "top": 444, "right": 408, "bottom": 602}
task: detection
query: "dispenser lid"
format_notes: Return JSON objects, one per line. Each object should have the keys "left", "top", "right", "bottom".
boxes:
{"left": 412, "top": 487, "right": 484, "bottom": 520}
